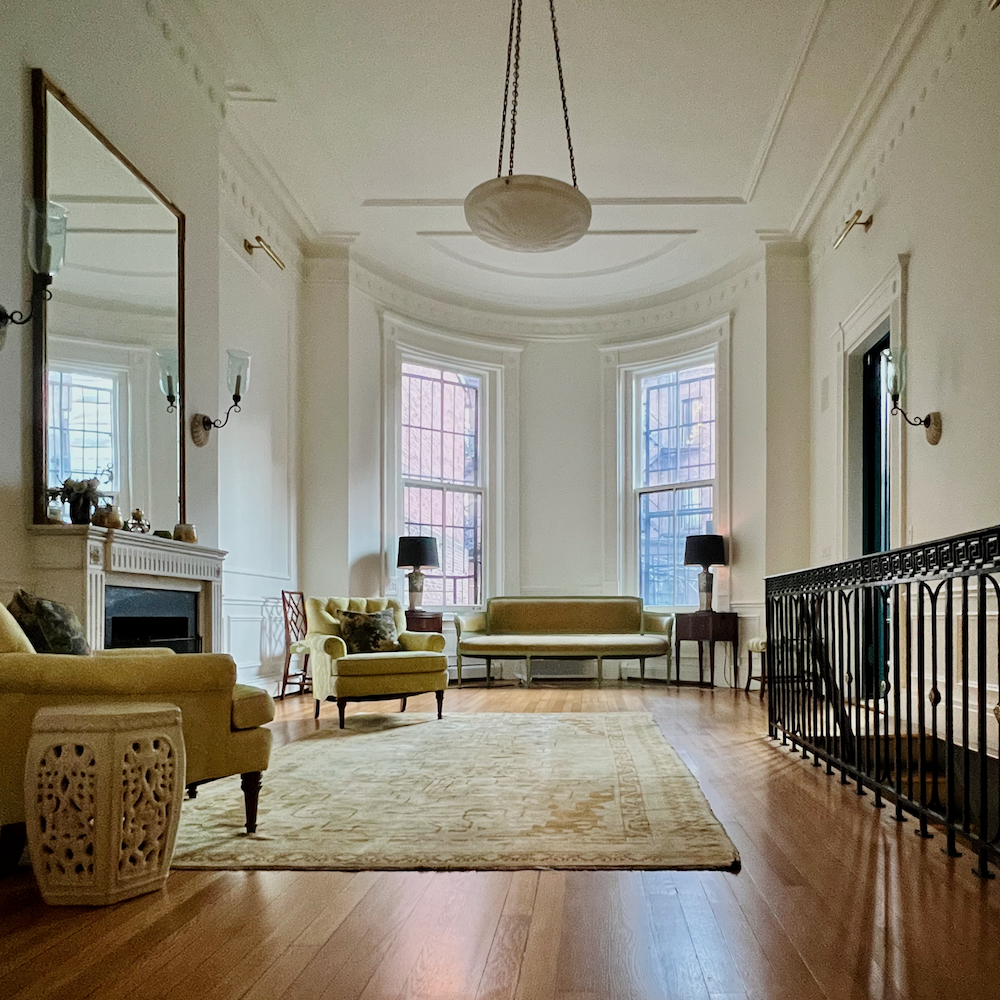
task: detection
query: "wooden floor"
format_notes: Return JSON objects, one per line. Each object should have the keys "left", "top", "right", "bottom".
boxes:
{"left": 2, "top": 684, "right": 998, "bottom": 1000}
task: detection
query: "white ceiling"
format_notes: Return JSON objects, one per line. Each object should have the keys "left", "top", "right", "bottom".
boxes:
{"left": 180, "top": 0, "right": 917, "bottom": 312}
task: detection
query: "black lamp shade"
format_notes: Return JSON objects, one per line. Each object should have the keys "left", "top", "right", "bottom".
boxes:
{"left": 684, "top": 534, "right": 726, "bottom": 569}
{"left": 397, "top": 536, "right": 439, "bottom": 569}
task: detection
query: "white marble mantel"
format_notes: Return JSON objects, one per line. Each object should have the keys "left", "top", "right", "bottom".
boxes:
{"left": 27, "top": 525, "right": 226, "bottom": 651}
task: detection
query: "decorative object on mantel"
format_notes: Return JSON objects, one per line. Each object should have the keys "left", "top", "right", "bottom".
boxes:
{"left": 463, "top": 0, "right": 591, "bottom": 252}
{"left": 153, "top": 530, "right": 172, "bottom": 539}
{"left": 58, "top": 478, "right": 100, "bottom": 525}
{"left": 125, "top": 508, "right": 150, "bottom": 533}
{"left": 191, "top": 348, "right": 251, "bottom": 447}
{"left": 172, "top": 523, "right": 198, "bottom": 543}
{"left": 243, "top": 235, "right": 285, "bottom": 270}
{"left": 91, "top": 503, "right": 123, "bottom": 530}
{"left": 0, "top": 199, "right": 68, "bottom": 353}
{"left": 885, "top": 349, "right": 942, "bottom": 445}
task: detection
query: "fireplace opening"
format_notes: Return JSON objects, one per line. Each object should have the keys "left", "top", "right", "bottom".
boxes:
{"left": 104, "top": 586, "right": 202, "bottom": 653}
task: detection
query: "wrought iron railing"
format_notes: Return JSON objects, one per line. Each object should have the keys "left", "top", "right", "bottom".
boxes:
{"left": 765, "top": 525, "right": 1000, "bottom": 879}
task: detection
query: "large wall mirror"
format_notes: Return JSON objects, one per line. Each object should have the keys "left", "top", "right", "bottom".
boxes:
{"left": 32, "top": 69, "right": 185, "bottom": 527}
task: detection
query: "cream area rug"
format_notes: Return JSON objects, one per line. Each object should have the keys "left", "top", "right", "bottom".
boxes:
{"left": 171, "top": 712, "right": 739, "bottom": 872}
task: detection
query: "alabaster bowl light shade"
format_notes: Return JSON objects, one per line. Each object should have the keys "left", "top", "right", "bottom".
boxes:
{"left": 464, "top": 174, "right": 592, "bottom": 252}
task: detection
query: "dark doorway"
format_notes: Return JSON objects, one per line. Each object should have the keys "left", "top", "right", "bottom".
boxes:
{"left": 861, "top": 320, "right": 890, "bottom": 695}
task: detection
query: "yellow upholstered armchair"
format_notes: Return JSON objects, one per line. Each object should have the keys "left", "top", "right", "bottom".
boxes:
{"left": 0, "top": 604, "right": 273, "bottom": 867}
{"left": 305, "top": 597, "right": 448, "bottom": 727}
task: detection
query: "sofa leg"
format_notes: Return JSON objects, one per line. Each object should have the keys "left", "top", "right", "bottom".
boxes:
{"left": 241, "top": 772, "right": 262, "bottom": 834}
{"left": 400, "top": 696, "right": 407, "bottom": 712}
{"left": 597, "top": 658, "right": 603, "bottom": 687}
{"left": 639, "top": 657, "right": 646, "bottom": 682}
{"left": 338, "top": 697, "right": 347, "bottom": 729}
{"left": 436, "top": 689, "right": 444, "bottom": 719}
{"left": 525, "top": 655, "right": 532, "bottom": 687}
{"left": 456, "top": 651, "right": 463, "bottom": 687}
{"left": 314, "top": 697, "right": 321, "bottom": 719}
{"left": 485, "top": 658, "right": 492, "bottom": 686}
{"left": 0, "top": 823, "right": 27, "bottom": 874}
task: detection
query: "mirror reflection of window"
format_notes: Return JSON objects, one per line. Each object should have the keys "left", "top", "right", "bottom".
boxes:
{"left": 46, "top": 368, "right": 121, "bottom": 495}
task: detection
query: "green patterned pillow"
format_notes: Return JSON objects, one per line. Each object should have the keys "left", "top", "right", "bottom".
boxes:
{"left": 337, "top": 608, "right": 401, "bottom": 654}
{"left": 7, "top": 589, "right": 91, "bottom": 656}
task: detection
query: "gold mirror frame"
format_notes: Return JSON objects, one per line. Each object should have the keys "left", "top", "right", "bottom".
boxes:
{"left": 31, "top": 69, "right": 186, "bottom": 525}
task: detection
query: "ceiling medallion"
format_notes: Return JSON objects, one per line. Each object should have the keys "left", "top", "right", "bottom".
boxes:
{"left": 464, "top": 0, "right": 591, "bottom": 253}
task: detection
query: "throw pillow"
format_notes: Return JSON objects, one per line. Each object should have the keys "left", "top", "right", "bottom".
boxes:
{"left": 337, "top": 608, "right": 401, "bottom": 654}
{"left": 7, "top": 589, "right": 91, "bottom": 656}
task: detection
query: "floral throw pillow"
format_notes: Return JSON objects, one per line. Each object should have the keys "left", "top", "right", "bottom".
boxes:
{"left": 7, "top": 589, "right": 91, "bottom": 655}
{"left": 337, "top": 609, "right": 401, "bottom": 654}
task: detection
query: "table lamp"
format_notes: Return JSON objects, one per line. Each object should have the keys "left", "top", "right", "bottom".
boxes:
{"left": 397, "top": 536, "right": 440, "bottom": 610}
{"left": 684, "top": 534, "right": 726, "bottom": 612}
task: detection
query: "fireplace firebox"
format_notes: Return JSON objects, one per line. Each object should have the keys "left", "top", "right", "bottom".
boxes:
{"left": 104, "top": 586, "right": 202, "bottom": 653}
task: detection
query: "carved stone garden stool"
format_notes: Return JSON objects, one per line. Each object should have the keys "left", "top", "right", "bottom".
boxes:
{"left": 25, "top": 702, "right": 186, "bottom": 905}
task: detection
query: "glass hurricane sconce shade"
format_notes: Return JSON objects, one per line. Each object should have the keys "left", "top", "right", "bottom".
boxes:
{"left": 190, "top": 348, "right": 252, "bottom": 447}
{"left": 0, "top": 200, "right": 69, "bottom": 346}
{"left": 156, "top": 348, "right": 179, "bottom": 412}
{"left": 884, "top": 349, "right": 942, "bottom": 446}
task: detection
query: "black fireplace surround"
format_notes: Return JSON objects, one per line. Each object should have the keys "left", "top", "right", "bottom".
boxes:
{"left": 104, "top": 585, "right": 202, "bottom": 653}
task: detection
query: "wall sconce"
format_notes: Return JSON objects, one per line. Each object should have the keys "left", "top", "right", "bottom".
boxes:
{"left": 886, "top": 350, "right": 941, "bottom": 445}
{"left": 156, "top": 348, "right": 179, "bottom": 413}
{"left": 833, "top": 209, "right": 873, "bottom": 249}
{"left": 190, "top": 349, "right": 251, "bottom": 447}
{"left": 0, "top": 200, "right": 68, "bottom": 351}
{"left": 243, "top": 235, "right": 285, "bottom": 271}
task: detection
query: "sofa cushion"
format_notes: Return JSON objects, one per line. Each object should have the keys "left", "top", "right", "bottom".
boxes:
{"left": 336, "top": 650, "right": 448, "bottom": 676}
{"left": 231, "top": 683, "right": 275, "bottom": 730}
{"left": 458, "top": 632, "right": 671, "bottom": 658}
{"left": 0, "top": 603, "right": 35, "bottom": 654}
{"left": 7, "top": 589, "right": 90, "bottom": 655}
{"left": 338, "top": 609, "right": 402, "bottom": 653}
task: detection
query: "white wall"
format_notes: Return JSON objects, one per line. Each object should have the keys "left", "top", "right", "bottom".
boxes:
{"left": 808, "top": 0, "right": 1000, "bottom": 561}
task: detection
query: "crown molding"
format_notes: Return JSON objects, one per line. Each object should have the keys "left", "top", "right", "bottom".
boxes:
{"left": 349, "top": 252, "right": 764, "bottom": 345}
{"left": 140, "top": 0, "right": 227, "bottom": 119}
{"left": 806, "top": 0, "right": 987, "bottom": 276}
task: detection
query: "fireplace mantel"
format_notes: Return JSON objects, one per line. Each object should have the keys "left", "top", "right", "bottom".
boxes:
{"left": 28, "top": 525, "right": 226, "bottom": 651}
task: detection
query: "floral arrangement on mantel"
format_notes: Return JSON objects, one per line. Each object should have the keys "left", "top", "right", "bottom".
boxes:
{"left": 55, "top": 478, "right": 102, "bottom": 525}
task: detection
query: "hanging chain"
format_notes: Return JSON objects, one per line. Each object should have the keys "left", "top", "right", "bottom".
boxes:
{"left": 493, "top": 0, "right": 577, "bottom": 186}
{"left": 496, "top": 0, "right": 518, "bottom": 178}
{"left": 548, "top": 0, "right": 577, "bottom": 187}
{"left": 508, "top": 0, "right": 523, "bottom": 176}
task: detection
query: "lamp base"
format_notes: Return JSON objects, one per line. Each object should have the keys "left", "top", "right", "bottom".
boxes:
{"left": 407, "top": 569, "right": 425, "bottom": 611}
{"left": 698, "top": 570, "right": 714, "bottom": 612}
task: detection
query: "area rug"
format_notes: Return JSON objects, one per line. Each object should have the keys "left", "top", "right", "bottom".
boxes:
{"left": 171, "top": 712, "right": 739, "bottom": 872}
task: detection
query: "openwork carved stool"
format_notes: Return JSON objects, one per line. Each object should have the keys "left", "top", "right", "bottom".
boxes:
{"left": 25, "top": 703, "right": 186, "bottom": 906}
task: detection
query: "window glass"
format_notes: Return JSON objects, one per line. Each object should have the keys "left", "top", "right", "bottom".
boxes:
{"left": 401, "top": 363, "right": 483, "bottom": 606}
{"left": 636, "top": 362, "right": 716, "bottom": 607}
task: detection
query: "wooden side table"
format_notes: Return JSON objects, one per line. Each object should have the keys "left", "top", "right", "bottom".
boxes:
{"left": 404, "top": 609, "right": 444, "bottom": 633}
{"left": 674, "top": 611, "right": 739, "bottom": 688}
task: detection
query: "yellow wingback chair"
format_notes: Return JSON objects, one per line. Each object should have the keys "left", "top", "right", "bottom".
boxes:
{"left": 305, "top": 597, "right": 448, "bottom": 728}
{"left": 0, "top": 603, "right": 274, "bottom": 866}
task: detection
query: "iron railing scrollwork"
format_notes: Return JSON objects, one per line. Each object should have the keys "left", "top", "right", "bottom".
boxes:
{"left": 766, "top": 524, "right": 1000, "bottom": 879}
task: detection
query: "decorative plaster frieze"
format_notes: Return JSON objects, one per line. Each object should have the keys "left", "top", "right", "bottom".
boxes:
{"left": 350, "top": 255, "right": 764, "bottom": 345}
{"left": 140, "top": 0, "right": 227, "bottom": 120}
{"left": 807, "top": 0, "right": 987, "bottom": 275}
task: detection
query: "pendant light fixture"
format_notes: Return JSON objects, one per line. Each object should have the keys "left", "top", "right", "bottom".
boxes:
{"left": 464, "top": 0, "right": 591, "bottom": 253}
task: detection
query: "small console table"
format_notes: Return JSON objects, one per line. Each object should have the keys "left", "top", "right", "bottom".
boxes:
{"left": 674, "top": 611, "right": 739, "bottom": 688}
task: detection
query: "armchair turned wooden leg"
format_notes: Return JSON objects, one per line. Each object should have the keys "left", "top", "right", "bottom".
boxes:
{"left": 337, "top": 697, "right": 347, "bottom": 729}
{"left": 314, "top": 697, "right": 321, "bottom": 719}
{"left": 241, "top": 771, "right": 262, "bottom": 834}
{"left": 400, "top": 696, "right": 408, "bottom": 712}
{"left": 436, "top": 689, "right": 444, "bottom": 719}
{"left": 456, "top": 651, "right": 463, "bottom": 687}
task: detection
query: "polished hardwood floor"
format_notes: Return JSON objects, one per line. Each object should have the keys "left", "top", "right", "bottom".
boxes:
{"left": 2, "top": 683, "right": 998, "bottom": 1000}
